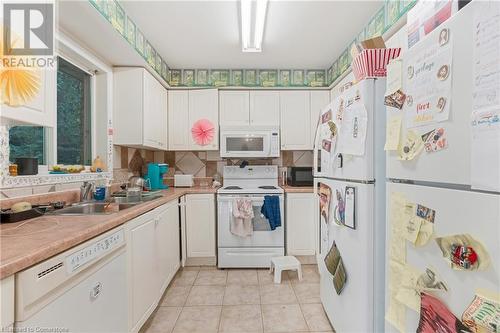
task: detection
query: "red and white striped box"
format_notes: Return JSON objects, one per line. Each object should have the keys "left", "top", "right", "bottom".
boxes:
{"left": 352, "top": 48, "right": 402, "bottom": 81}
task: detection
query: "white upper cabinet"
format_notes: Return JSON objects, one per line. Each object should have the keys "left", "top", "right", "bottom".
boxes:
{"left": 143, "top": 73, "right": 167, "bottom": 149}
{"left": 168, "top": 89, "right": 219, "bottom": 151}
{"left": 113, "top": 67, "right": 167, "bottom": 150}
{"left": 167, "top": 90, "right": 190, "bottom": 150}
{"left": 219, "top": 90, "right": 280, "bottom": 127}
{"left": 310, "top": 91, "right": 330, "bottom": 145}
{"left": 250, "top": 91, "right": 280, "bottom": 126}
{"left": 1, "top": 68, "right": 56, "bottom": 127}
{"left": 219, "top": 91, "right": 249, "bottom": 126}
{"left": 279, "top": 91, "right": 311, "bottom": 150}
{"left": 188, "top": 89, "right": 219, "bottom": 150}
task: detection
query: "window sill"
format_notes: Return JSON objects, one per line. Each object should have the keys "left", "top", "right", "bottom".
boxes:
{"left": 1, "top": 172, "right": 112, "bottom": 189}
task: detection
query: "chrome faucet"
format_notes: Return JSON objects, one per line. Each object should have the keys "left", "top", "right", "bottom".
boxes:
{"left": 80, "top": 181, "right": 94, "bottom": 201}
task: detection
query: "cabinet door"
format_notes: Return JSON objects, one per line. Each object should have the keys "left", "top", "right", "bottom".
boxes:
{"left": 219, "top": 91, "right": 249, "bottom": 126}
{"left": 309, "top": 91, "right": 330, "bottom": 147}
{"left": 286, "top": 193, "right": 316, "bottom": 255}
{"left": 250, "top": 91, "right": 280, "bottom": 126}
{"left": 143, "top": 73, "right": 166, "bottom": 149}
{"left": 188, "top": 89, "right": 219, "bottom": 150}
{"left": 185, "top": 194, "right": 216, "bottom": 258}
{"left": 130, "top": 218, "right": 157, "bottom": 325}
{"left": 1, "top": 68, "right": 56, "bottom": 127}
{"left": 166, "top": 202, "right": 180, "bottom": 277}
{"left": 0, "top": 275, "right": 14, "bottom": 330}
{"left": 155, "top": 202, "right": 180, "bottom": 293}
{"left": 158, "top": 81, "right": 168, "bottom": 149}
{"left": 168, "top": 90, "right": 190, "bottom": 150}
{"left": 280, "top": 91, "right": 311, "bottom": 150}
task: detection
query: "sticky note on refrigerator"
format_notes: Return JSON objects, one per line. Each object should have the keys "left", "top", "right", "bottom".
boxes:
{"left": 385, "top": 115, "right": 402, "bottom": 151}
{"left": 386, "top": 59, "right": 403, "bottom": 95}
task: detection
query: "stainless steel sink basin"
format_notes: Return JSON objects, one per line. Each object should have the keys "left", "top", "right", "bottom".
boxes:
{"left": 52, "top": 195, "right": 163, "bottom": 215}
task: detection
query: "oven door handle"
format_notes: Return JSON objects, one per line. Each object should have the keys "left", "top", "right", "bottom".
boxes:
{"left": 219, "top": 196, "right": 265, "bottom": 202}
{"left": 218, "top": 195, "right": 282, "bottom": 202}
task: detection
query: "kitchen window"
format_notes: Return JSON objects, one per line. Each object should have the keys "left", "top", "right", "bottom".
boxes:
{"left": 9, "top": 56, "right": 92, "bottom": 166}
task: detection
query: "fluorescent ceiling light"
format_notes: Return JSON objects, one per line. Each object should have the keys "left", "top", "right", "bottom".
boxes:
{"left": 241, "top": 0, "right": 268, "bottom": 52}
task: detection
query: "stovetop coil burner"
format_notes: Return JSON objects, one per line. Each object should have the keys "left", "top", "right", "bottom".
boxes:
{"left": 224, "top": 186, "right": 242, "bottom": 190}
{"left": 258, "top": 186, "right": 277, "bottom": 189}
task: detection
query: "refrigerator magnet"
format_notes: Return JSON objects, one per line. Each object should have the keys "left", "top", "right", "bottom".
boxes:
{"left": 344, "top": 186, "right": 356, "bottom": 229}
{"left": 334, "top": 189, "right": 345, "bottom": 226}
{"left": 336, "top": 153, "right": 343, "bottom": 168}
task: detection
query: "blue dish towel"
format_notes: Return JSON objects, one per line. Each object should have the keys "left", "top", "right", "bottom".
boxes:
{"left": 261, "top": 196, "right": 281, "bottom": 230}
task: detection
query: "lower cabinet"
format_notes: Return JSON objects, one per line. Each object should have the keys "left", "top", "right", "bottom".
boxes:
{"left": 183, "top": 194, "right": 216, "bottom": 265}
{"left": 0, "top": 275, "right": 14, "bottom": 330}
{"left": 286, "top": 193, "right": 317, "bottom": 256}
{"left": 127, "top": 200, "right": 180, "bottom": 332}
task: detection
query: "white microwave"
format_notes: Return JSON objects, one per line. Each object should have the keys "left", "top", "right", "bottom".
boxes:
{"left": 220, "top": 126, "right": 280, "bottom": 158}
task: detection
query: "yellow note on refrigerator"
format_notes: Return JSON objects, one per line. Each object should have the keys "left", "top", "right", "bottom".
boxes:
{"left": 385, "top": 115, "right": 403, "bottom": 151}
{"left": 386, "top": 59, "right": 403, "bottom": 95}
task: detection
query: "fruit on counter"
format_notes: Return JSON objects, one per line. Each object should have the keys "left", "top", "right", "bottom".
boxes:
{"left": 11, "top": 202, "right": 32, "bottom": 213}
{"left": 67, "top": 165, "right": 85, "bottom": 173}
{"left": 50, "top": 165, "right": 85, "bottom": 173}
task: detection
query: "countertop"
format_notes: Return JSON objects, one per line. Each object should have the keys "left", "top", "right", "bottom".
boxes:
{"left": 0, "top": 186, "right": 217, "bottom": 279}
{"left": 281, "top": 185, "right": 314, "bottom": 193}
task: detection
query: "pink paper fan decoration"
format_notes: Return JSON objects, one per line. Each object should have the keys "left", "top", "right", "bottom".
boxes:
{"left": 191, "top": 119, "right": 215, "bottom": 146}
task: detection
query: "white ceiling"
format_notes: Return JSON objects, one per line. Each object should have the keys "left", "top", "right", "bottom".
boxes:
{"left": 121, "top": 0, "right": 383, "bottom": 69}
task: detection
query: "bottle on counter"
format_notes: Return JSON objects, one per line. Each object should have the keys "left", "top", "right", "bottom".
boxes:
{"left": 91, "top": 156, "right": 105, "bottom": 172}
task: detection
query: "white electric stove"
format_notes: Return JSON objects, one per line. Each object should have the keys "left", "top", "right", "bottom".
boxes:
{"left": 217, "top": 166, "right": 285, "bottom": 268}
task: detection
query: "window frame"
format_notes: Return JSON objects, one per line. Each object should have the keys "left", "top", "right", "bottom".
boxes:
{"left": 52, "top": 55, "right": 94, "bottom": 166}
{"left": 1, "top": 31, "right": 114, "bottom": 189}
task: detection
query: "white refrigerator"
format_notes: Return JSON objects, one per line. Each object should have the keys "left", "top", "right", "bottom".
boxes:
{"left": 385, "top": 2, "right": 500, "bottom": 332}
{"left": 314, "top": 77, "right": 387, "bottom": 333}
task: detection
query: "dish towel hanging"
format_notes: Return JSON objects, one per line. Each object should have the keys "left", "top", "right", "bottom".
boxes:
{"left": 261, "top": 196, "right": 281, "bottom": 230}
{"left": 231, "top": 198, "right": 254, "bottom": 237}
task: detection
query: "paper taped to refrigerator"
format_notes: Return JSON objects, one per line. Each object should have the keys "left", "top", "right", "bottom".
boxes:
{"left": 385, "top": 115, "right": 402, "bottom": 151}
{"left": 388, "top": 192, "right": 407, "bottom": 264}
{"left": 472, "top": 1, "right": 500, "bottom": 113}
{"left": 470, "top": 1, "right": 500, "bottom": 192}
{"left": 337, "top": 100, "right": 368, "bottom": 156}
{"left": 435, "top": 234, "right": 491, "bottom": 271}
{"left": 462, "top": 290, "right": 500, "bottom": 333}
{"left": 417, "top": 293, "right": 472, "bottom": 333}
{"left": 386, "top": 59, "right": 403, "bottom": 96}
{"left": 404, "top": 25, "right": 453, "bottom": 128}
{"left": 386, "top": 260, "right": 407, "bottom": 333}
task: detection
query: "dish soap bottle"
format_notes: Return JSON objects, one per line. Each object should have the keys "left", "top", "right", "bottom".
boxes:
{"left": 91, "top": 156, "right": 105, "bottom": 172}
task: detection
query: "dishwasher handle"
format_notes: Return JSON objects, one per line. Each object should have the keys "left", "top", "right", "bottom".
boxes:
{"left": 89, "top": 281, "right": 102, "bottom": 300}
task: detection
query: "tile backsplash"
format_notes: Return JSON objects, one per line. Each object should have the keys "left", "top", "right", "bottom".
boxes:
{"left": 0, "top": 147, "right": 312, "bottom": 199}
{"left": 114, "top": 146, "right": 313, "bottom": 179}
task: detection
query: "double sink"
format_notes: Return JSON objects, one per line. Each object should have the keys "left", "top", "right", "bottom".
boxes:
{"left": 52, "top": 195, "right": 163, "bottom": 215}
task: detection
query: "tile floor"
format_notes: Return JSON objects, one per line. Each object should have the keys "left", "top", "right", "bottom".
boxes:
{"left": 140, "top": 265, "right": 335, "bottom": 333}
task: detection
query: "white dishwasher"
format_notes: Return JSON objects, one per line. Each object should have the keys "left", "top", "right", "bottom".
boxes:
{"left": 15, "top": 227, "right": 128, "bottom": 333}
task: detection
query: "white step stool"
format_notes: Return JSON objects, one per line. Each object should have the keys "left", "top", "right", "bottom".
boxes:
{"left": 270, "top": 256, "right": 302, "bottom": 284}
